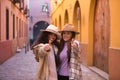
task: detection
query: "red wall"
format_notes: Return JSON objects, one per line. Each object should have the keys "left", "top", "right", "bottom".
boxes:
{"left": 0, "top": 40, "right": 13, "bottom": 64}
{"left": 109, "top": 48, "right": 120, "bottom": 80}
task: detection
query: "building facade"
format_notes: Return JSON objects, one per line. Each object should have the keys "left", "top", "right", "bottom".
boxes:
{"left": 51, "top": 0, "right": 120, "bottom": 80}
{"left": 28, "top": 0, "right": 51, "bottom": 45}
{"left": 0, "top": 0, "right": 29, "bottom": 64}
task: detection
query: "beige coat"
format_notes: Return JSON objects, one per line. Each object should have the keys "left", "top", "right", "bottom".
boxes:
{"left": 32, "top": 43, "right": 58, "bottom": 80}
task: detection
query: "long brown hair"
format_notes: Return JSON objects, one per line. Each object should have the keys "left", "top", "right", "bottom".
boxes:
{"left": 31, "top": 31, "right": 59, "bottom": 49}
{"left": 56, "top": 31, "right": 76, "bottom": 67}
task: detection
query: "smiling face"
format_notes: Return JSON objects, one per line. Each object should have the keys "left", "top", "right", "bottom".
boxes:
{"left": 48, "top": 33, "right": 57, "bottom": 44}
{"left": 62, "top": 31, "right": 72, "bottom": 42}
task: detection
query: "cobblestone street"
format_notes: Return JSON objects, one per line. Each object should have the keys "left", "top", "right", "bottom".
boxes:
{"left": 0, "top": 48, "right": 106, "bottom": 80}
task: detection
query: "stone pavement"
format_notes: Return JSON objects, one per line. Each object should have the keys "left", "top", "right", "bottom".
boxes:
{"left": 0, "top": 48, "right": 106, "bottom": 80}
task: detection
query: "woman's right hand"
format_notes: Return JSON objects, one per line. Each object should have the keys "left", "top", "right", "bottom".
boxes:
{"left": 44, "top": 44, "right": 51, "bottom": 52}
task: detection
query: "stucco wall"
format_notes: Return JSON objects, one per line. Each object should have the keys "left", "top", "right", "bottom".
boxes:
{"left": 109, "top": 0, "right": 120, "bottom": 80}
{"left": 0, "top": 0, "right": 28, "bottom": 64}
{"left": 51, "top": 0, "right": 120, "bottom": 79}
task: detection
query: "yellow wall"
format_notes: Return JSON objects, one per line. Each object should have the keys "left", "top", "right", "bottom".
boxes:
{"left": 51, "top": 0, "right": 120, "bottom": 64}
{"left": 51, "top": 0, "right": 91, "bottom": 43}
{"left": 79, "top": 0, "right": 90, "bottom": 43}
{"left": 51, "top": 0, "right": 92, "bottom": 66}
{"left": 110, "top": 0, "right": 120, "bottom": 48}
{"left": 109, "top": 1, "right": 120, "bottom": 79}
{"left": 51, "top": 0, "right": 75, "bottom": 28}
{"left": 88, "top": 0, "right": 96, "bottom": 66}
{"left": 51, "top": 0, "right": 120, "bottom": 79}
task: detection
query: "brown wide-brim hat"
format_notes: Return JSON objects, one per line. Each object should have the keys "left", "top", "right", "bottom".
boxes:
{"left": 40, "top": 24, "right": 61, "bottom": 39}
{"left": 59, "top": 24, "right": 80, "bottom": 34}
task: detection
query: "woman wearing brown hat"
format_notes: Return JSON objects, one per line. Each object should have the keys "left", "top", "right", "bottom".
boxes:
{"left": 56, "top": 24, "right": 82, "bottom": 80}
{"left": 31, "top": 24, "right": 60, "bottom": 80}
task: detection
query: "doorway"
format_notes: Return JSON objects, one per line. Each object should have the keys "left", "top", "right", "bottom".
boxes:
{"left": 93, "top": 0, "right": 110, "bottom": 73}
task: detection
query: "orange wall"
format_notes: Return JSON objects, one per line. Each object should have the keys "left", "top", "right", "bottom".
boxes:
{"left": 110, "top": 0, "right": 120, "bottom": 47}
{"left": 0, "top": 40, "right": 13, "bottom": 64}
{"left": 109, "top": 0, "right": 120, "bottom": 80}
{"left": 0, "top": 0, "right": 28, "bottom": 64}
{"left": 109, "top": 48, "right": 120, "bottom": 80}
{"left": 51, "top": 1, "right": 120, "bottom": 79}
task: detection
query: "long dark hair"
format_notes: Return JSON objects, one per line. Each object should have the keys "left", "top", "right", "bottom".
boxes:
{"left": 31, "top": 31, "right": 59, "bottom": 49}
{"left": 56, "top": 31, "right": 76, "bottom": 67}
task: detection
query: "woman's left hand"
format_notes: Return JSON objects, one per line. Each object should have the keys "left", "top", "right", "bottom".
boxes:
{"left": 71, "top": 39, "right": 78, "bottom": 48}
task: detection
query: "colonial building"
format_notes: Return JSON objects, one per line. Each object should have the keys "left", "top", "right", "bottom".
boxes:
{"left": 0, "top": 0, "right": 29, "bottom": 64}
{"left": 28, "top": 0, "right": 51, "bottom": 45}
{"left": 51, "top": 0, "right": 120, "bottom": 80}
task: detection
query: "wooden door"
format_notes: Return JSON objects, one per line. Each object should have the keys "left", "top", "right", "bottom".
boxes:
{"left": 93, "top": 0, "right": 110, "bottom": 73}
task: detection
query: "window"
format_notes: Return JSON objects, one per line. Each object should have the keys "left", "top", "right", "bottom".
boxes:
{"left": 13, "top": 14, "right": 15, "bottom": 39}
{"left": 6, "top": 9, "right": 9, "bottom": 40}
{"left": 19, "top": 19, "right": 21, "bottom": 37}
{"left": 42, "top": 3, "right": 48, "bottom": 13}
{"left": 16, "top": 17, "right": 18, "bottom": 38}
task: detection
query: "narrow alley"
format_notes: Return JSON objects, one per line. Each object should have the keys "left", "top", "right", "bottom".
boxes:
{"left": 0, "top": 0, "right": 120, "bottom": 80}
{"left": 0, "top": 48, "right": 106, "bottom": 80}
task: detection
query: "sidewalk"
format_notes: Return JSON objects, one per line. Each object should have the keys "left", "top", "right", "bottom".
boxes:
{"left": 0, "top": 48, "right": 106, "bottom": 80}
{"left": 0, "top": 48, "right": 38, "bottom": 80}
